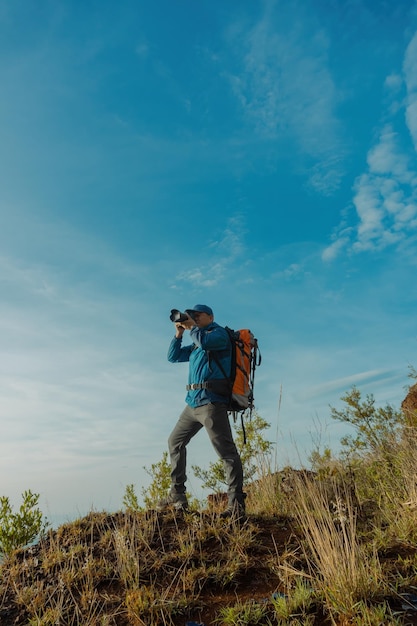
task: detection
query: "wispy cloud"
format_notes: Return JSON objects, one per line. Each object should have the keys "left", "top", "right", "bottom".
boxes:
{"left": 299, "top": 368, "right": 403, "bottom": 401}
{"left": 272, "top": 263, "right": 304, "bottom": 281}
{"left": 323, "top": 29, "right": 417, "bottom": 260}
{"left": 404, "top": 31, "right": 417, "bottom": 150}
{"left": 173, "top": 215, "right": 247, "bottom": 288}
{"left": 0, "top": 215, "right": 181, "bottom": 513}
{"left": 225, "top": 1, "right": 345, "bottom": 194}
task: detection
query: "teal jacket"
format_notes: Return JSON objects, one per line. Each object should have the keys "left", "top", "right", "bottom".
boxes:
{"left": 167, "top": 322, "right": 231, "bottom": 408}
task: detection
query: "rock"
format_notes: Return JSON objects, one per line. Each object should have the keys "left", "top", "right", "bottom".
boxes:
{"left": 401, "top": 383, "right": 417, "bottom": 427}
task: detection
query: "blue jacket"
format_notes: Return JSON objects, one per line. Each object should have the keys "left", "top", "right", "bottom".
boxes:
{"left": 167, "top": 322, "right": 232, "bottom": 408}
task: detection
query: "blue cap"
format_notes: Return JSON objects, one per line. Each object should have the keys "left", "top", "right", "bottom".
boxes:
{"left": 189, "top": 304, "right": 213, "bottom": 316}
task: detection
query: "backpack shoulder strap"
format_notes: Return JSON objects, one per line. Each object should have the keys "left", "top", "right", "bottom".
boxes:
{"left": 208, "top": 327, "right": 234, "bottom": 376}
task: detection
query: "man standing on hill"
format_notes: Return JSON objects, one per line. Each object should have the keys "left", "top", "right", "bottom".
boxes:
{"left": 157, "top": 304, "right": 246, "bottom": 519}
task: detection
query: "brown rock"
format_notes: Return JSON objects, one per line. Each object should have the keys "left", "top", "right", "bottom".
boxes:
{"left": 402, "top": 382, "right": 417, "bottom": 427}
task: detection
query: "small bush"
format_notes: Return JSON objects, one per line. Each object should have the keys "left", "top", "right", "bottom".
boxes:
{"left": 192, "top": 412, "right": 274, "bottom": 493}
{"left": 0, "top": 490, "right": 49, "bottom": 556}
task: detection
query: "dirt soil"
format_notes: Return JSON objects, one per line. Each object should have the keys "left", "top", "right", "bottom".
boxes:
{"left": 180, "top": 515, "right": 295, "bottom": 626}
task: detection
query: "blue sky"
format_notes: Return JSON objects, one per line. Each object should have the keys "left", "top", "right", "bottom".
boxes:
{"left": 1, "top": 0, "right": 416, "bottom": 523}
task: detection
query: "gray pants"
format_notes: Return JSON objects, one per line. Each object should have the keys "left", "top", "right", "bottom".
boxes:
{"left": 168, "top": 402, "right": 245, "bottom": 505}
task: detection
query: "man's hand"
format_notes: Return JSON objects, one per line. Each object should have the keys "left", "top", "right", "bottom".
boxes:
{"left": 181, "top": 316, "right": 195, "bottom": 329}
{"left": 174, "top": 315, "right": 195, "bottom": 337}
{"left": 175, "top": 323, "right": 185, "bottom": 338}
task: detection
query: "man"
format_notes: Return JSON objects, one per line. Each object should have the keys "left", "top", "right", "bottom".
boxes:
{"left": 157, "top": 304, "right": 246, "bottom": 519}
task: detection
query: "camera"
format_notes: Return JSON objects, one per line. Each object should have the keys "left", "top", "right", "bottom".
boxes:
{"left": 169, "top": 309, "right": 195, "bottom": 323}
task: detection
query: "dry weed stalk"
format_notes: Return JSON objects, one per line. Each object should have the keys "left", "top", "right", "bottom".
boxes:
{"left": 290, "top": 475, "right": 383, "bottom": 622}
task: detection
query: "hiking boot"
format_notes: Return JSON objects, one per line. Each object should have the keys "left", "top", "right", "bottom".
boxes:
{"left": 219, "top": 500, "right": 246, "bottom": 521}
{"left": 156, "top": 494, "right": 188, "bottom": 512}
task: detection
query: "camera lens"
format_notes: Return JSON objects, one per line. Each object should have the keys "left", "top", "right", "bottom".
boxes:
{"left": 170, "top": 309, "right": 181, "bottom": 322}
{"left": 170, "top": 309, "right": 189, "bottom": 323}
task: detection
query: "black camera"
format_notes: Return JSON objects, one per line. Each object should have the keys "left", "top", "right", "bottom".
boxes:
{"left": 170, "top": 309, "right": 195, "bottom": 323}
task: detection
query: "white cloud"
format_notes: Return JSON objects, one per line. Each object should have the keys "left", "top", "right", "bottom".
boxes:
{"left": 352, "top": 175, "right": 384, "bottom": 249}
{"left": 350, "top": 125, "right": 417, "bottom": 252}
{"left": 177, "top": 267, "right": 222, "bottom": 288}
{"left": 299, "top": 369, "right": 401, "bottom": 401}
{"left": 384, "top": 73, "right": 403, "bottom": 91}
{"left": 323, "top": 27, "right": 417, "bottom": 259}
{"left": 174, "top": 214, "right": 247, "bottom": 288}
{"left": 321, "top": 234, "right": 350, "bottom": 262}
{"left": 367, "top": 127, "right": 416, "bottom": 184}
{"left": 404, "top": 30, "right": 417, "bottom": 149}
{"left": 404, "top": 32, "right": 417, "bottom": 92}
{"left": 406, "top": 100, "right": 417, "bottom": 150}
{"left": 225, "top": 1, "right": 344, "bottom": 194}
{"left": 272, "top": 263, "right": 304, "bottom": 280}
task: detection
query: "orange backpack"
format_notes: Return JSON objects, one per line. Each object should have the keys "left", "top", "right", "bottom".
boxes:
{"left": 211, "top": 327, "right": 261, "bottom": 438}
{"left": 230, "top": 328, "right": 260, "bottom": 412}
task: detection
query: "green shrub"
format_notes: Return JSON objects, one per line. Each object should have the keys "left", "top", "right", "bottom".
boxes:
{"left": 141, "top": 450, "right": 173, "bottom": 508}
{"left": 0, "top": 490, "right": 49, "bottom": 556}
{"left": 192, "top": 412, "right": 274, "bottom": 493}
{"left": 330, "top": 386, "right": 404, "bottom": 459}
{"left": 122, "top": 484, "right": 141, "bottom": 512}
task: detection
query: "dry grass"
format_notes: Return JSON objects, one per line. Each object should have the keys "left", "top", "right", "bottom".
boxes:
{"left": 290, "top": 476, "right": 384, "bottom": 624}
{"left": 0, "top": 509, "right": 285, "bottom": 625}
{"left": 2, "top": 457, "right": 417, "bottom": 624}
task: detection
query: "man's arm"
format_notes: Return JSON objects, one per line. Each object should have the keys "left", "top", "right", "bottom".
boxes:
{"left": 189, "top": 325, "right": 229, "bottom": 352}
{"left": 167, "top": 324, "right": 194, "bottom": 363}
